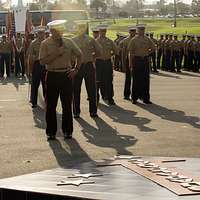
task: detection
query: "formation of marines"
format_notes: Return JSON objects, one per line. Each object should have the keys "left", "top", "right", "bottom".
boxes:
{"left": 0, "top": 33, "right": 27, "bottom": 78}
{"left": 115, "top": 32, "right": 200, "bottom": 73}
{"left": 0, "top": 19, "right": 200, "bottom": 141}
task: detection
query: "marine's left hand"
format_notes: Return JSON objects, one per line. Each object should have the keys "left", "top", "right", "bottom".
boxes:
{"left": 68, "top": 69, "right": 78, "bottom": 79}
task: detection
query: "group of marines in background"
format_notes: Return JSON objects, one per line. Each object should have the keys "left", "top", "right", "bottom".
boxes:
{"left": 1, "top": 25, "right": 200, "bottom": 109}
{"left": 1, "top": 20, "right": 199, "bottom": 140}
{"left": 0, "top": 31, "right": 49, "bottom": 79}
{"left": 0, "top": 32, "right": 27, "bottom": 78}
{"left": 114, "top": 32, "right": 200, "bottom": 74}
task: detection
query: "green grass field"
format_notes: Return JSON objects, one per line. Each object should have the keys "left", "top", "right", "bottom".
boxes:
{"left": 89, "top": 18, "right": 200, "bottom": 39}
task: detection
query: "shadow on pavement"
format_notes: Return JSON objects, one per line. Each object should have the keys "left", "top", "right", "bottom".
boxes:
{"left": 98, "top": 104, "right": 156, "bottom": 132}
{"left": 151, "top": 71, "right": 181, "bottom": 79}
{"left": 32, "top": 105, "right": 92, "bottom": 167}
{"left": 76, "top": 117, "right": 137, "bottom": 155}
{"left": 32, "top": 106, "right": 64, "bottom": 137}
{"left": 177, "top": 71, "right": 200, "bottom": 78}
{"left": 137, "top": 103, "right": 200, "bottom": 129}
{"left": 0, "top": 76, "right": 28, "bottom": 91}
{"left": 48, "top": 138, "right": 92, "bottom": 168}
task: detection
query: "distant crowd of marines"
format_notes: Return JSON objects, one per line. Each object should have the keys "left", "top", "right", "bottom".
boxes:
{"left": 114, "top": 32, "right": 200, "bottom": 74}
{"left": 0, "top": 31, "right": 49, "bottom": 79}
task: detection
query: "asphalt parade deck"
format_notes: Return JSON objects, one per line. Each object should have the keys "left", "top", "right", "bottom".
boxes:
{"left": 0, "top": 70, "right": 200, "bottom": 179}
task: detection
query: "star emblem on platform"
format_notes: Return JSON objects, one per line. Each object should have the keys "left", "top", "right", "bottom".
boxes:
{"left": 95, "top": 159, "right": 121, "bottom": 167}
{"left": 57, "top": 179, "right": 95, "bottom": 186}
{"left": 68, "top": 173, "right": 103, "bottom": 179}
{"left": 114, "top": 155, "right": 142, "bottom": 160}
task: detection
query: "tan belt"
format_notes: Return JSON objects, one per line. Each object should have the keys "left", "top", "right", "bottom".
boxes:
{"left": 47, "top": 67, "right": 71, "bottom": 72}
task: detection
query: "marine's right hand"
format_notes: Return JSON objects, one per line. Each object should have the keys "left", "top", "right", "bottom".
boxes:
{"left": 129, "top": 64, "right": 133, "bottom": 71}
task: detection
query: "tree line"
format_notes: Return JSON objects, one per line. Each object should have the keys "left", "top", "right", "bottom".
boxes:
{"left": 0, "top": 0, "right": 199, "bottom": 18}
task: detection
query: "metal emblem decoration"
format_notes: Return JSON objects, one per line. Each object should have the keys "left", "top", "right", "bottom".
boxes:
{"left": 68, "top": 173, "right": 103, "bottom": 179}
{"left": 57, "top": 179, "right": 95, "bottom": 186}
{"left": 114, "top": 155, "right": 142, "bottom": 160}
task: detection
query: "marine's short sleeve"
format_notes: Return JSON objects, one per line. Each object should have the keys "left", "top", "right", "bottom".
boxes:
{"left": 112, "top": 40, "right": 118, "bottom": 55}
{"left": 148, "top": 38, "right": 156, "bottom": 51}
{"left": 127, "top": 38, "right": 135, "bottom": 53}
{"left": 28, "top": 41, "right": 34, "bottom": 56}
{"left": 68, "top": 39, "right": 82, "bottom": 57}
{"left": 92, "top": 38, "right": 102, "bottom": 57}
{"left": 39, "top": 41, "right": 48, "bottom": 61}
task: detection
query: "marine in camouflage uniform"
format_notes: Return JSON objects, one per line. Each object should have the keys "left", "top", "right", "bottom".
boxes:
{"left": 121, "top": 26, "right": 136, "bottom": 100}
{"left": 157, "top": 34, "right": 164, "bottom": 70}
{"left": 73, "top": 22, "right": 102, "bottom": 118}
{"left": 96, "top": 24, "right": 118, "bottom": 106}
{"left": 128, "top": 24, "right": 155, "bottom": 104}
{"left": 184, "top": 35, "right": 191, "bottom": 70}
{"left": 171, "top": 34, "right": 181, "bottom": 72}
{"left": 180, "top": 34, "right": 186, "bottom": 69}
{"left": 195, "top": 36, "right": 200, "bottom": 72}
{"left": 28, "top": 26, "right": 46, "bottom": 108}
{"left": 149, "top": 32, "right": 158, "bottom": 72}
{"left": 0, "top": 35, "right": 12, "bottom": 78}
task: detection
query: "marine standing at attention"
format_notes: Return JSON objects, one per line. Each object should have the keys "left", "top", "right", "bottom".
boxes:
{"left": 96, "top": 24, "right": 118, "bottom": 105}
{"left": 39, "top": 20, "right": 83, "bottom": 140}
{"left": 73, "top": 21, "right": 102, "bottom": 118}
{"left": 128, "top": 24, "right": 155, "bottom": 104}
{"left": 28, "top": 26, "right": 46, "bottom": 108}
{"left": 121, "top": 26, "right": 136, "bottom": 100}
{"left": 0, "top": 35, "right": 12, "bottom": 78}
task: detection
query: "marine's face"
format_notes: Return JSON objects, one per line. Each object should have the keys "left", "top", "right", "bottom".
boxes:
{"left": 137, "top": 28, "right": 145, "bottom": 36}
{"left": 93, "top": 31, "right": 99, "bottom": 39}
{"left": 45, "top": 32, "right": 50, "bottom": 38}
{"left": 17, "top": 33, "right": 21, "bottom": 38}
{"left": 50, "top": 28, "right": 63, "bottom": 40}
{"left": 37, "top": 31, "right": 45, "bottom": 40}
{"left": 100, "top": 29, "right": 107, "bottom": 37}
{"left": 129, "top": 30, "right": 136, "bottom": 37}
{"left": 78, "top": 24, "right": 87, "bottom": 35}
